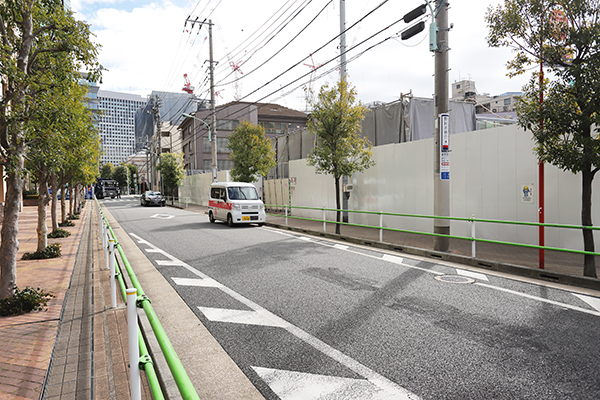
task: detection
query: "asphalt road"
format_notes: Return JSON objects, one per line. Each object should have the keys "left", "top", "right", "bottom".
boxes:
{"left": 103, "top": 197, "right": 600, "bottom": 400}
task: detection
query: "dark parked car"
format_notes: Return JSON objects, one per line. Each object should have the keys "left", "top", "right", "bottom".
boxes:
{"left": 140, "top": 191, "right": 165, "bottom": 207}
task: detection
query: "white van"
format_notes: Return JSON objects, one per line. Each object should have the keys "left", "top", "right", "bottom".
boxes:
{"left": 208, "top": 182, "right": 266, "bottom": 226}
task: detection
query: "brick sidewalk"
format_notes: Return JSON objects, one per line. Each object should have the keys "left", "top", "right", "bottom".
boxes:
{"left": 0, "top": 203, "right": 150, "bottom": 399}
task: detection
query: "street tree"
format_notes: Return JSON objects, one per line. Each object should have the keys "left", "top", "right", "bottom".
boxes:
{"left": 113, "top": 165, "right": 129, "bottom": 192}
{"left": 100, "top": 163, "right": 114, "bottom": 179}
{"left": 487, "top": 0, "right": 600, "bottom": 277}
{"left": 156, "top": 153, "right": 186, "bottom": 196}
{"left": 227, "top": 121, "right": 276, "bottom": 183}
{"left": 0, "top": 0, "right": 102, "bottom": 299}
{"left": 26, "top": 70, "right": 94, "bottom": 251}
{"left": 127, "top": 164, "right": 139, "bottom": 193}
{"left": 307, "top": 78, "right": 375, "bottom": 234}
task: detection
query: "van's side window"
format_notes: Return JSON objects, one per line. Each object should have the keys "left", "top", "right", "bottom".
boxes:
{"left": 211, "top": 188, "right": 220, "bottom": 199}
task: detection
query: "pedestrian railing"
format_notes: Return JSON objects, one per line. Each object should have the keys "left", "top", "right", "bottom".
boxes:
{"left": 96, "top": 199, "right": 200, "bottom": 400}
{"left": 265, "top": 204, "right": 600, "bottom": 258}
{"left": 165, "top": 196, "right": 189, "bottom": 209}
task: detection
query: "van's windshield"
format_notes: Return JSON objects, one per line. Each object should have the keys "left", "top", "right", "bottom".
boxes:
{"left": 227, "top": 186, "right": 259, "bottom": 200}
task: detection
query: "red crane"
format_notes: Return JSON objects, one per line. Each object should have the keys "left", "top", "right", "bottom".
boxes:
{"left": 182, "top": 73, "right": 194, "bottom": 94}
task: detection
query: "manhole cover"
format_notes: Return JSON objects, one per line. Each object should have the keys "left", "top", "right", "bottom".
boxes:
{"left": 434, "top": 275, "right": 475, "bottom": 284}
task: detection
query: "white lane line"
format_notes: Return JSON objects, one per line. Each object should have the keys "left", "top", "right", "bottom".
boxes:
{"left": 475, "top": 283, "right": 600, "bottom": 317}
{"left": 157, "top": 260, "right": 186, "bottom": 266}
{"left": 199, "top": 307, "right": 287, "bottom": 328}
{"left": 456, "top": 269, "right": 489, "bottom": 281}
{"left": 131, "top": 235, "right": 419, "bottom": 400}
{"left": 573, "top": 294, "right": 600, "bottom": 313}
{"left": 333, "top": 244, "right": 349, "bottom": 251}
{"left": 253, "top": 367, "right": 419, "bottom": 400}
{"left": 172, "top": 277, "right": 222, "bottom": 288}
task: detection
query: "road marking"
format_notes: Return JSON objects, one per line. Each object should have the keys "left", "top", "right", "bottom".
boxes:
{"left": 156, "top": 260, "right": 185, "bottom": 266}
{"left": 476, "top": 283, "right": 600, "bottom": 317}
{"left": 456, "top": 269, "right": 489, "bottom": 281}
{"left": 172, "top": 277, "right": 222, "bottom": 288}
{"left": 382, "top": 254, "right": 404, "bottom": 265}
{"left": 199, "top": 307, "right": 287, "bottom": 328}
{"left": 129, "top": 233, "right": 420, "bottom": 400}
{"left": 573, "top": 294, "right": 600, "bottom": 312}
{"left": 333, "top": 244, "right": 349, "bottom": 251}
{"left": 252, "top": 367, "right": 419, "bottom": 400}
{"left": 150, "top": 214, "right": 174, "bottom": 219}
{"left": 146, "top": 249, "right": 167, "bottom": 254}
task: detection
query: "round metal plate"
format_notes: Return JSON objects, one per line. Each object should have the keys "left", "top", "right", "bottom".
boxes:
{"left": 434, "top": 275, "right": 475, "bottom": 284}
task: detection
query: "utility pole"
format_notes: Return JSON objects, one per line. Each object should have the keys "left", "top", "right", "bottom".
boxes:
{"left": 209, "top": 20, "right": 218, "bottom": 182}
{"left": 433, "top": 0, "right": 450, "bottom": 252}
{"left": 152, "top": 95, "right": 162, "bottom": 192}
{"left": 340, "top": 0, "right": 349, "bottom": 223}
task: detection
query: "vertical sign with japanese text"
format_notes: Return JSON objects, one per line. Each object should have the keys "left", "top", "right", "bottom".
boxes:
{"left": 440, "top": 113, "right": 450, "bottom": 180}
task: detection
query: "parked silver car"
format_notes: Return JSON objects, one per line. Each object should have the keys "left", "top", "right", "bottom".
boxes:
{"left": 140, "top": 191, "right": 165, "bottom": 207}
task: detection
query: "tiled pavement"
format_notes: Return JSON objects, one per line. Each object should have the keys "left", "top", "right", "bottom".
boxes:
{"left": 0, "top": 203, "right": 150, "bottom": 400}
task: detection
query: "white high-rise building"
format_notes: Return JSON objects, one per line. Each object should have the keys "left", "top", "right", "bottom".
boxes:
{"left": 97, "top": 90, "right": 147, "bottom": 166}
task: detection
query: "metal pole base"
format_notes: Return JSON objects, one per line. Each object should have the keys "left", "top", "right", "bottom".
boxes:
{"left": 433, "top": 226, "right": 450, "bottom": 252}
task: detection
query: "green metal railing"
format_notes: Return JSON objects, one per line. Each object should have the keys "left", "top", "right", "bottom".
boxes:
{"left": 97, "top": 200, "right": 200, "bottom": 400}
{"left": 266, "top": 204, "right": 600, "bottom": 258}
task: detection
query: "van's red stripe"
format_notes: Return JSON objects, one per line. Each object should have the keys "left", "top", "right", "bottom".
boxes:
{"left": 209, "top": 200, "right": 232, "bottom": 210}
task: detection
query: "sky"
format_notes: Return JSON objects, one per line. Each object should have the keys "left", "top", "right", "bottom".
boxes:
{"left": 70, "top": 0, "right": 534, "bottom": 112}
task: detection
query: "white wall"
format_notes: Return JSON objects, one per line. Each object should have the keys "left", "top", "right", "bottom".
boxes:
{"left": 179, "top": 170, "right": 266, "bottom": 206}
{"left": 287, "top": 125, "right": 600, "bottom": 250}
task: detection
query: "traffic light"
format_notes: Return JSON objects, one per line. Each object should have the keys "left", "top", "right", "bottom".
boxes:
{"left": 403, "top": 4, "right": 427, "bottom": 23}
{"left": 401, "top": 21, "right": 425, "bottom": 40}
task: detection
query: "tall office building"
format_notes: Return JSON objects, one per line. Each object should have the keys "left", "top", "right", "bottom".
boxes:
{"left": 97, "top": 90, "right": 147, "bottom": 166}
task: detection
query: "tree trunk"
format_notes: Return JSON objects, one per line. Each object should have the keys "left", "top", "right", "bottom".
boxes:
{"left": 60, "top": 183, "right": 66, "bottom": 223}
{"left": 69, "top": 183, "right": 76, "bottom": 216}
{"left": 335, "top": 176, "right": 341, "bottom": 235}
{"left": 36, "top": 171, "right": 51, "bottom": 253}
{"left": 581, "top": 166, "right": 597, "bottom": 278}
{"left": 50, "top": 173, "right": 58, "bottom": 232}
{"left": 0, "top": 158, "right": 25, "bottom": 299}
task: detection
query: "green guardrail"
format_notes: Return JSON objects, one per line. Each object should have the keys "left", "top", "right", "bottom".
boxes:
{"left": 97, "top": 199, "right": 200, "bottom": 400}
{"left": 265, "top": 204, "right": 600, "bottom": 257}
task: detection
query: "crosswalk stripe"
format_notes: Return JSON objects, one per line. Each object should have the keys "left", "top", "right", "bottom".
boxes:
{"left": 198, "top": 307, "right": 287, "bottom": 327}
{"left": 252, "top": 367, "right": 419, "bottom": 400}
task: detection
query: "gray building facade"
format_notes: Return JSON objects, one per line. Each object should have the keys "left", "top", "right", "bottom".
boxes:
{"left": 97, "top": 90, "right": 147, "bottom": 166}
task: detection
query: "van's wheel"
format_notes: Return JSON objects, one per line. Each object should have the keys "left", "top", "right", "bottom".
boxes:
{"left": 209, "top": 212, "right": 215, "bottom": 223}
{"left": 227, "top": 214, "right": 233, "bottom": 227}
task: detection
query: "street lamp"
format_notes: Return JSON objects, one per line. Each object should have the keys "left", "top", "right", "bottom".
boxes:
{"left": 182, "top": 112, "right": 217, "bottom": 182}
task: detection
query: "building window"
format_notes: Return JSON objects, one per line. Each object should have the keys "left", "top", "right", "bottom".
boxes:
{"left": 215, "top": 120, "right": 239, "bottom": 131}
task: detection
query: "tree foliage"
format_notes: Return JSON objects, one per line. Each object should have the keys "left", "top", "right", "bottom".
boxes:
{"left": 486, "top": 0, "right": 600, "bottom": 277}
{"left": 307, "top": 78, "right": 374, "bottom": 234}
{"left": 100, "top": 163, "right": 114, "bottom": 179}
{"left": 0, "top": 0, "right": 102, "bottom": 299}
{"left": 113, "top": 165, "right": 128, "bottom": 189}
{"left": 156, "top": 153, "right": 186, "bottom": 195}
{"left": 227, "top": 121, "right": 276, "bottom": 182}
